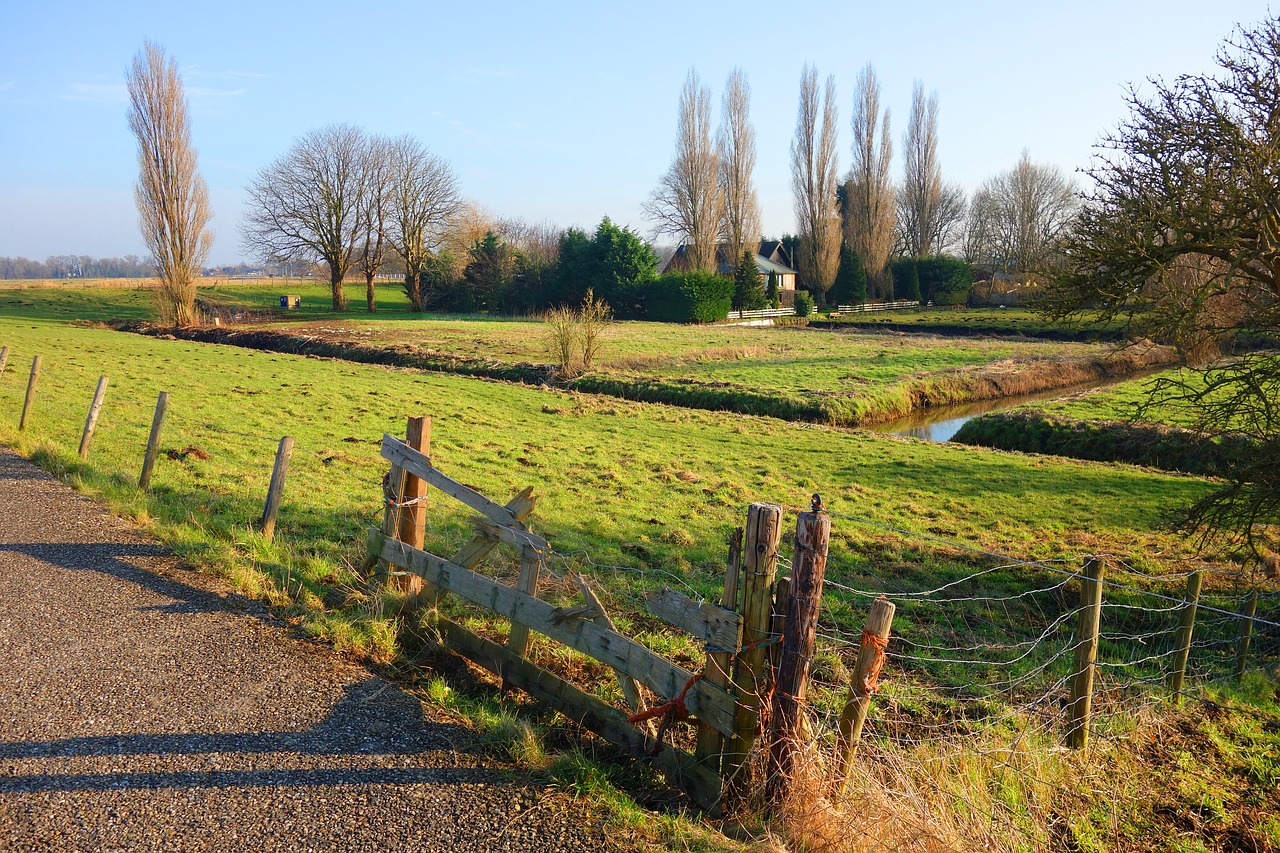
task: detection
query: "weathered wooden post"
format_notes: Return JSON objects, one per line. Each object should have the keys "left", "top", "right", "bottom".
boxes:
{"left": 0, "top": 346, "right": 9, "bottom": 378}
{"left": 1067, "top": 556, "right": 1105, "bottom": 750}
{"left": 835, "top": 596, "right": 896, "bottom": 793}
{"left": 18, "top": 355, "right": 40, "bottom": 431}
{"left": 394, "top": 417, "right": 430, "bottom": 594}
{"left": 1235, "top": 590, "right": 1259, "bottom": 680}
{"left": 695, "top": 528, "right": 743, "bottom": 768}
{"left": 78, "top": 376, "right": 109, "bottom": 460}
{"left": 1169, "top": 570, "right": 1203, "bottom": 702}
{"left": 258, "top": 436, "right": 294, "bottom": 540}
{"left": 768, "top": 498, "right": 831, "bottom": 805}
{"left": 138, "top": 391, "right": 169, "bottom": 491}
{"left": 724, "top": 502, "right": 782, "bottom": 795}
{"left": 505, "top": 543, "right": 544, "bottom": 685}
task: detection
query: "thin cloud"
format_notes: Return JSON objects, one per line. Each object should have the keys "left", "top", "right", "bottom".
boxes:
{"left": 429, "top": 111, "right": 499, "bottom": 153}
{"left": 1, "top": 81, "right": 14, "bottom": 90}
{"left": 59, "top": 83, "right": 128, "bottom": 104}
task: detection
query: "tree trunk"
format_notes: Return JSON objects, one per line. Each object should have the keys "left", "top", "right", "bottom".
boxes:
{"left": 365, "top": 271, "right": 376, "bottom": 312}
{"left": 405, "top": 272, "right": 423, "bottom": 312}
{"left": 329, "top": 264, "right": 347, "bottom": 312}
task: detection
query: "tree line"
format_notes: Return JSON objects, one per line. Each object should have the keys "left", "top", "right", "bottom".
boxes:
{"left": 0, "top": 255, "right": 155, "bottom": 280}
{"left": 645, "top": 64, "right": 1078, "bottom": 308}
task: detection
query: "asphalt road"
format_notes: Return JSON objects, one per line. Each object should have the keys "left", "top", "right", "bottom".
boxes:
{"left": 0, "top": 449, "right": 620, "bottom": 852}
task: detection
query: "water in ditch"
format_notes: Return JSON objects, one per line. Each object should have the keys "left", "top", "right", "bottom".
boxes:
{"left": 864, "top": 373, "right": 1157, "bottom": 443}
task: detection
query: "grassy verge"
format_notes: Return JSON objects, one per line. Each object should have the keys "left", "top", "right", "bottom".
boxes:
{"left": 809, "top": 307, "right": 1126, "bottom": 341}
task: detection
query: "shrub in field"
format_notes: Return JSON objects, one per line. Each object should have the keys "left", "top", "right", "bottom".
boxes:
{"left": 793, "top": 290, "right": 814, "bottom": 317}
{"left": 544, "top": 289, "right": 612, "bottom": 375}
{"left": 644, "top": 272, "right": 733, "bottom": 323}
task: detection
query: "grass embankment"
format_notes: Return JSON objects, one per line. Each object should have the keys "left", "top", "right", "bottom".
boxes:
{"left": 809, "top": 307, "right": 1127, "bottom": 342}
{"left": 952, "top": 370, "right": 1263, "bottom": 475}
{"left": 1, "top": 314, "right": 1277, "bottom": 850}
{"left": 123, "top": 314, "right": 1175, "bottom": 427}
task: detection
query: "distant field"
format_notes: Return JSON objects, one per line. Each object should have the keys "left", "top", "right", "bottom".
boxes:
{"left": 816, "top": 306, "right": 1125, "bottom": 340}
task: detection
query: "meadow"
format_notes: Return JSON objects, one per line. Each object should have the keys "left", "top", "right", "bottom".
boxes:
{"left": 0, "top": 287, "right": 1276, "bottom": 851}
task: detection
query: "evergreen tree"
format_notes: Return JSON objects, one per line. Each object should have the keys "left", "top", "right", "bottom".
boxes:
{"left": 832, "top": 244, "right": 868, "bottom": 306}
{"left": 732, "top": 249, "right": 766, "bottom": 310}
{"left": 766, "top": 270, "right": 780, "bottom": 307}
{"left": 463, "top": 231, "right": 513, "bottom": 311}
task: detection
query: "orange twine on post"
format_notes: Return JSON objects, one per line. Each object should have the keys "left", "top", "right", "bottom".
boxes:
{"left": 859, "top": 629, "right": 889, "bottom": 695}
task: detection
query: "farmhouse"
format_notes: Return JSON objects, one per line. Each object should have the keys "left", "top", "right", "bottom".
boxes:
{"left": 659, "top": 240, "right": 798, "bottom": 292}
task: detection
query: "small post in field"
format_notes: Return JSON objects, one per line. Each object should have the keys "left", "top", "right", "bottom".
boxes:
{"left": 768, "top": 498, "right": 831, "bottom": 804}
{"left": 19, "top": 355, "right": 40, "bottom": 431}
{"left": 1169, "top": 570, "right": 1203, "bottom": 702}
{"left": 695, "top": 527, "right": 743, "bottom": 767}
{"left": 1235, "top": 589, "right": 1259, "bottom": 680}
{"left": 258, "top": 436, "right": 295, "bottom": 540}
{"left": 138, "top": 391, "right": 169, "bottom": 491}
{"left": 835, "top": 596, "right": 896, "bottom": 793}
{"left": 78, "top": 376, "right": 109, "bottom": 460}
{"left": 1067, "top": 556, "right": 1105, "bottom": 750}
{"left": 0, "top": 346, "right": 9, "bottom": 378}
{"left": 724, "top": 502, "right": 782, "bottom": 796}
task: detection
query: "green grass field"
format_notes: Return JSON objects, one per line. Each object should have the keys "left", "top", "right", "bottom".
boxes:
{"left": 1, "top": 288, "right": 1275, "bottom": 851}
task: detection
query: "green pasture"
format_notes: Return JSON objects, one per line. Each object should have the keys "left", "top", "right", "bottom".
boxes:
{"left": 818, "top": 306, "right": 1124, "bottom": 339}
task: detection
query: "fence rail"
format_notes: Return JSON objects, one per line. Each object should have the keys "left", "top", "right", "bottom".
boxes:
{"left": 834, "top": 299, "right": 922, "bottom": 313}
{"left": 724, "top": 307, "right": 796, "bottom": 320}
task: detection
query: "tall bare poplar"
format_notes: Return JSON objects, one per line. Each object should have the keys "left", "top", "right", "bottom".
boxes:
{"left": 126, "top": 42, "right": 212, "bottom": 326}
{"left": 384, "top": 135, "right": 461, "bottom": 312}
{"left": 717, "top": 68, "right": 761, "bottom": 264}
{"left": 900, "top": 81, "right": 944, "bottom": 257}
{"left": 644, "top": 69, "right": 722, "bottom": 272}
{"left": 844, "top": 64, "right": 895, "bottom": 298}
{"left": 242, "top": 123, "right": 370, "bottom": 311}
{"left": 790, "top": 65, "right": 840, "bottom": 300}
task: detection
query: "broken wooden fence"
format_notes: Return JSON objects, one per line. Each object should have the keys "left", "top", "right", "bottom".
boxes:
{"left": 366, "top": 431, "right": 747, "bottom": 811}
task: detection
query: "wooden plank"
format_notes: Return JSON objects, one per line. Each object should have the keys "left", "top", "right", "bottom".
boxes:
{"left": 646, "top": 587, "right": 742, "bottom": 652}
{"left": 695, "top": 527, "right": 742, "bottom": 768}
{"left": 506, "top": 546, "right": 542, "bottom": 664}
{"left": 471, "top": 517, "right": 549, "bottom": 554}
{"left": 576, "top": 575, "right": 652, "bottom": 730}
{"left": 381, "top": 434, "right": 523, "bottom": 531}
{"left": 417, "top": 488, "right": 538, "bottom": 612}
{"left": 437, "top": 616, "right": 722, "bottom": 813}
{"left": 379, "top": 536, "right": 737, "bottom": 736}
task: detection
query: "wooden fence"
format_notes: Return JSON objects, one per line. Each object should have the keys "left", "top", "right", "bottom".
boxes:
{"left": 833, "top": 299, "right": 922, "bottom": 314}
{"left": 363, "top": 423, "right": 883, "bottom": 813}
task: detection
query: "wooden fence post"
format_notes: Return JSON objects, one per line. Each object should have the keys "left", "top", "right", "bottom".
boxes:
{"left": 78, "top": 376, "right": 109, "bottom": 460}
{"left": 505, "top": 544, "right": 543, "bottom": 680}
{"left": 0, "top": 346, "right": 9, "bottom": 378}
{"left": 18, "top": 355, "right": 40, "bottom": 431}
{"left": 138, "top": 391, "right": 169, "bottom": 491}
{"left": 1169, "top": 570, "right": 1203, "bottom": 702}
{"left": 258, "top": 436, "right": 294, "bottom": 540}
{"left": 724, "top": 502, "right": 782, "bottom": 795}
{"left": 835, "top": 596, "right": 896, "bottom": 793}
{"left": 395, "top": 417, "right": 430, "bottom": 593}
{"left": 695, "top": 527, "right": 743, "bottom": 768}
{"left": 1067, "top": 556, "right": 1105, "bottom": 749}
{"left": 767, "top": 503, "right": 831, "bottom": 805}
{"left": 1235, "top": 590, "right": 1258, "bottom": 680}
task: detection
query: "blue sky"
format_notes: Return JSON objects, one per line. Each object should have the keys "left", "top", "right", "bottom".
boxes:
{"left": 0, "top": 0, "right": 1273, "bottom": 264}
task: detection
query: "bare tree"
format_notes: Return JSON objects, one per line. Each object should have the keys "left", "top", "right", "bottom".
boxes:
{"left": 899, "top": 81, "right": 944, "bottom": 257}
{"left": 717, "top": 68, "right": 761, "bottom": 264}
{"left": 791, "top": 65, "right": 840, "bottom": 300}
{"left": 384, "top": 134, "right": 461, "bottom": 312}
{"left": 844, "top": 64, "right": 894, "bottom": 299}
{"left": 126, "top": 42, "right": 212, "bottom": 326}
{"left": 897, "top": 178, "right": 966, "bottom": 257}
{"left": 242, "top": 123, "right": 370, "bottom": 311}
{"left": 355, "top": 134, "right": 393, "bottom": 312}
{"left": 644, "top": 69, "right": 722, "bottom": 272}
{"left": 968, "top": 150, "right": 1077, "bottom": 274}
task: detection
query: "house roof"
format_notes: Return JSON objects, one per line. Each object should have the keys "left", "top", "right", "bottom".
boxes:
{"left": 661, "top": 242, "right": 798, "bottom": 276}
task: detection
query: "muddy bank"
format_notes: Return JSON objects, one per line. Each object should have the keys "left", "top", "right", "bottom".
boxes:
{"left": 117, "top": 321, "right": 556, "bottom": 384}
{"left": 807, "top": 319, "right": 1126, "bottom": 342}
{"left": 117, "top": 322, "right": 1178, "bottom": 428}
{"left": 952, "top": 411, "right": 1257, "bottom": 476}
